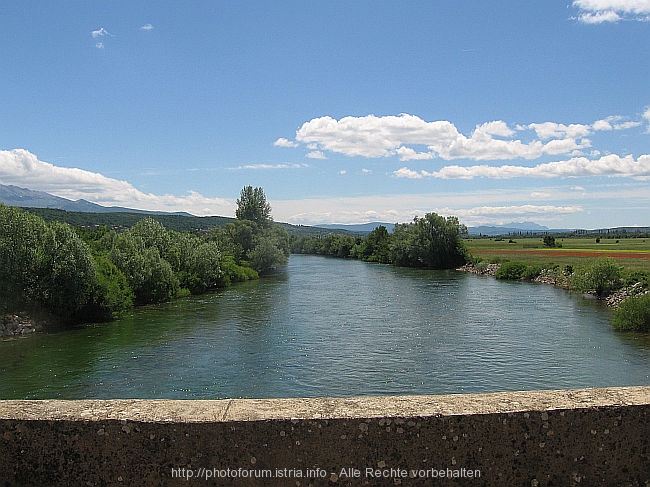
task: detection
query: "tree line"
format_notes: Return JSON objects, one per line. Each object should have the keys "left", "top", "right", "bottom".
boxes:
{"left": 0, "top": 187, "right": 288, "bottom": 325}
{"left": 291, "top": 213, "right": 468, "bottom": 269}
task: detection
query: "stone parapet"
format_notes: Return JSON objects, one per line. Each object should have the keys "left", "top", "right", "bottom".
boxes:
{"left": 1, "top": 386, "right": 648, "bottom": 485}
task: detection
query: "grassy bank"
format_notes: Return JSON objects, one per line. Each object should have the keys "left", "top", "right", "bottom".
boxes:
{"left": 465, "top": 237, "right": 650, "bottom": 273}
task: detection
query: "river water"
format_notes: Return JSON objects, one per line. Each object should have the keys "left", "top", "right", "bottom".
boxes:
{"left": 1, "top": 254, "right": 648, "bottom": 399}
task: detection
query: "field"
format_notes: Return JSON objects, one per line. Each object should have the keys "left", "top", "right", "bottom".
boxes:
{"left": 464, "top": 237, "right": 650, "bottom": 272}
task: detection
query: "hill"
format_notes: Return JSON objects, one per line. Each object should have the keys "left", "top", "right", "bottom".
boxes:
{"left": 0, "top": 184, "right": 192, "bottom": 216}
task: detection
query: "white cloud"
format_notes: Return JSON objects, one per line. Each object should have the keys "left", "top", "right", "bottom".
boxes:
{"left": 284, "top": 113, "right": 603, "bottom": 162}
{"left": 273, "top": 137, "right": 299, "bottom": 148}
{"left": 140, "top": 24, "right": 154, "bottom": 31}
{"left": 394, "top": 153, "right": 650, "bottom": 180}
{"left": 573, "top": 0, "right": 650, "bottom": 23}
{"left": 528, "top": 122, "right": 591, "bottom": 139}
{"left": 306, "top": 150, "right": 327, "bottom": 159}
{"left": 91, "top": 27, "right": 112, "bottom": 38}
{"left": 95, "top": 42, "right": 105, "bottom": 50}
{"left": 0, "top": 149, "right": 234, "bottom": 216}
{"left": 593, "top": 115, "right": 642, "bottom": 131}
{"left": 578, "top": 10, "right": 622, "bottom": 23}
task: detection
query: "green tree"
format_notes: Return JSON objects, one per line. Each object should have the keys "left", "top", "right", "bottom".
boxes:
{"left": 0, "top": 204, "right": 52, "bottom": 307}
{"left": 84, "top": 256, "right": 134, "bottom": 321}
{"left": 108, "top": 233, "right": 179, "bottom": 305}
{"left": 236, "top": 186, "right": 272, "bottom": 226}
{"left": 360, "top": 225, "right": 392, "bottom": 263}
{"left": 391, "top": 213, "right": 467, "bottom": 269}
{"left": 248, "top": 236, "right": 287, "bottom": 274}
{"left": 180, "top": 240, "right": 223, "bottom": 294}
{"left": 543, "top": 235, "right": 556, "bottom": 248}
{"left": 42, "top": 222, "right": 95, "bottom": 319}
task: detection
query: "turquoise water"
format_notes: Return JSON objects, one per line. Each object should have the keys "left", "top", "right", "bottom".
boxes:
{"left": 1, "top": 254, "right": 648, "bottom": 399}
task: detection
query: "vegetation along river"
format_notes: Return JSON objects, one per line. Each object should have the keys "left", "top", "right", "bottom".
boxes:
{"left": 1, "top": 254, "right": 648, "bottom": 400}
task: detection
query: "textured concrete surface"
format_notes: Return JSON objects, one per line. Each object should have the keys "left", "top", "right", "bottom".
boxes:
{"left": 0, "top": 386, "right": 648, "bottom": 486}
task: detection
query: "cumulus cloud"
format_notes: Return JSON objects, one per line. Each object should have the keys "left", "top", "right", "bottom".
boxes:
{"left": 573, "top": 0, "right": 650, "bottom": 23}
{"left": 394, "top": 154, "right": 650, "bottom": 180}
{"left": 0, "top": 149, "right": 234, "bottom": 216}
{"left": 140, "top": 24, "right": 154, "bottom": 31}
{"left": 279, "top": 113, "right": 613, "bottom": 162}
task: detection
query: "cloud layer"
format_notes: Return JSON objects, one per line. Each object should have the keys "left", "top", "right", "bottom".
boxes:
{"left": 394, "top": 154, "right": 650, "bottom": 180}
{"left": 277, "top": 112, "right": 643, "bottom": 163}
{"left": 0, "top": 149, "right": 234, "bottom": 216}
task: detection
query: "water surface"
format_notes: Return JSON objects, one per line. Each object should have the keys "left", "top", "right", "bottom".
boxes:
{"left": 1, "top": 254, "right": 648, "bottom": 399}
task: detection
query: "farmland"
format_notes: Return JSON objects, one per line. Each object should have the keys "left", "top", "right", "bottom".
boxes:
{"left": 464, "top": 237, "right": 650, "bottom": 272}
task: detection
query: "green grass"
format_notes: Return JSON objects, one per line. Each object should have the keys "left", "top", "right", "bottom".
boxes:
{"left": 464, "top": 237, "right": 650, "bottom": 273}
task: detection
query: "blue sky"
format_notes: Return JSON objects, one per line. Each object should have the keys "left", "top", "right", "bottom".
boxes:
{"left": 1, "top": 1, "right": 649, "bottom": 228}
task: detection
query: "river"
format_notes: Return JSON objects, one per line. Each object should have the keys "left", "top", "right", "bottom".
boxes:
{"left": 1, "top": 254, "right": 648, "bottom": 399}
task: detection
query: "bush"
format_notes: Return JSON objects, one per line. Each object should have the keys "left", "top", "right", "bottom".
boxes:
{"left": 572, "top": 258, "right": 623, "bottom": 297}
{"left": 495, "top": 261, "right": 528, "bottom": 280}
{"left": 625, "top": 270, "right": 649, "bottom": 289}
{"left": 612, "top": 294, "right": 650, "bottom": 332}
{"left": 523, "top": 265, "right": 542, "bottom": 280}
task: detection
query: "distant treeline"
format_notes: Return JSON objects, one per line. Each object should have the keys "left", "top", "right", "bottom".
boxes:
{"left": 22, "top": 207, "right": 357, "bottom": 237}
{"left": 1, "top": 191, "right": 289, "bottom": 325}
{"left": 291, "top": 212, "right": 468, "bottom": 269}
{"left": 470, "top": 228, "right": 650, "bottom": 239}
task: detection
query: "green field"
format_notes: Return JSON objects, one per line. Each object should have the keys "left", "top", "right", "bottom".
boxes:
{"left": 464, "top": 237, "right": 650, "bottom": 272}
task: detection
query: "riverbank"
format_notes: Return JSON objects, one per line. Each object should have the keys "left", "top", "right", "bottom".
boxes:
{"left": 1, "top": 313, "right": 46, "bottom": 338}
{"left": 456, "top": 263, "right": 649, "bottom": 309}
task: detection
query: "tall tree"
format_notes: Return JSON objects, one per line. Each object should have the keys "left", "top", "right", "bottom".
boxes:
{"left": 235, "top": 186, "right": 272, "bottom": 226}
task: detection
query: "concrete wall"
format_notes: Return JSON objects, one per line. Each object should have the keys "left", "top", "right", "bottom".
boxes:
{"left": 0, "top": 386, "right": 648, "bottom": 486}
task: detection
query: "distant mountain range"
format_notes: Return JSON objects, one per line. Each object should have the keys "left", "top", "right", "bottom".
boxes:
{"left": 0, "top": 184, "right": 192, "bottom": 216}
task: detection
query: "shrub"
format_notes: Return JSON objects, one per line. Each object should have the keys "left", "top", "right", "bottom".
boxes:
{"left": 625, "top": 270, "right": 649, "bottom": 289}
{"left": 495, "top": 261, "right": 528, "bottom": 280}
{"left": 572, "top": 258, "right": 623, "bottom": 297}
{"left": 523, "top": 265, "right": 543, "bottom": 280}
{"left": 612, "top": 294, "right": 650, "bottom": 332}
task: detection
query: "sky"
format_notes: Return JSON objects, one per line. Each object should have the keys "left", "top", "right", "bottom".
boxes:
{"left": 1, "top": 1, "right": 649, "bottom": 229}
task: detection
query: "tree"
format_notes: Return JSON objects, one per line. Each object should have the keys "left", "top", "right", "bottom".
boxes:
{"left": 83, "top": 256, "right": 134, "bottom": 321}
{"left": 0, "top": 204, "right": 51, "bottom": 307}
{"left": 42, "top": 222, "right": 95, "bottom": 319}
{"left": 391, "top": 213, "right": 467, "bottom": 269}
{"left": 248, "top": 236, "right": 287, "bottom": 274}
{"left": 108, "top": 233, "right": 179, "bottom": 305}
{"left": 361, "top": 225, "right": 392, "bottom": 263}
{"left": 236, "top": 186, "right": 272, "bottom": 226}
{"left": 543, "top": 235, "right": 556, "bottom": 248}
